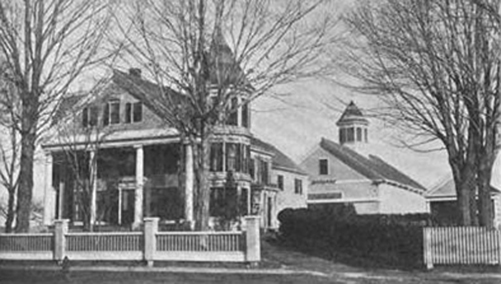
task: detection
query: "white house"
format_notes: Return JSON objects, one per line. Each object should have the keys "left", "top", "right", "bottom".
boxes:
{"left": 300, "top": 101, "right": 428, "bottom": 214}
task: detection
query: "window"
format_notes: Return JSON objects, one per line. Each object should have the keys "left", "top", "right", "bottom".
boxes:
{"left": 226, "top": 143, "right": 237, "bottom": 171}
{"left": 133, "top": 102, "right": 142, "bottom": 122}
{"left": 103, "top": 100, "right": 120, "bottom": 125}
{"left": 242, "top": 145, "right": 250, "bottom": 173}
{"left": 294, "top": 178, "right": 303, "bottom": 195}
{"left": 259, "top": 159, "right": 269, "bottom": 185}
{"left": 364, "top": 128, "right": 368, "bottom": 142}
{"left": 242, "top": 102, "right": 249, "bottom": 128}
{"left": 110, "top": 101, "right": 120, "bottom": 124}
{"left": 249, "top": 158, "right": 255, "bottom": 179}
{"left": 125, "top": 102, "right": 142, "bottom": 123}
{"left": 277, "top": 175, "right": 284, "bottom": 190}
{"left": 347, "top": 127, "right": 354, "bottom": 142}
{"left": 227, "top": 97, "right": 238, "bottom": 126}
{"left": 210, "top": 143, "right": 223, "bottom": 171}
{"left": 82, "top": 106, "right": 98, "bottom": 128}
{"left": 339, "top": 128, "right": 346, "bottom": 144}
{"left": 356, "top": 128, "right": 362, "bottom": 141}
{"left": 319, "top": 159, "right": 328, "bottom": 175}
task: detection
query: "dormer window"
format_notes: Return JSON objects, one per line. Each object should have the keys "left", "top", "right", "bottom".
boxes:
{"left": 103, "top": 100, "right": 120, "bottom": 126}
{"left": 82, "top": 106, "right": 98, "bottom": 128}
{"left": 125, "top": 102, "right": 142, "bottom": 123}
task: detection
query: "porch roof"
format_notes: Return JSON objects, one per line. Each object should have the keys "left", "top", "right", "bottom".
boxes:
{"left": 43, "top": 127, "right": 179, "bottom": 150}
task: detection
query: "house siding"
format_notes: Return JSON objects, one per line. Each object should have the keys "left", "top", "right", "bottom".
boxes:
{"left": 273, "top": 169, "right": 308, "bottom": 228}
{"left": 301, "top": 147, "right": 367, "bottom": 182}
{"left": 80, "top": 83, "right": 166, "bottom": 132}
{"left": 378, "top": 183, "right": 427, "bottom": 214}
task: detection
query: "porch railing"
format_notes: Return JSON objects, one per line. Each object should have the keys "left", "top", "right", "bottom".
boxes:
{"left": 423, "top": 227, "right": 501, "bottom": 269}
{"left": 0, "top": 216, "right": 260, "bottom": 265}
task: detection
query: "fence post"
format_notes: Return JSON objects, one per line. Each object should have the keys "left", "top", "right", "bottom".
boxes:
{"left": 144, "top": 217, "right": 159, "bottom": 267}
{"left": 424, "top": 227, "right": 433, "bottom": 269}
{"left": 244, "top": 216, "right": 261, "bottom": 263}
{"left": 54, "top": 219, "right": 68, "bottom": 262}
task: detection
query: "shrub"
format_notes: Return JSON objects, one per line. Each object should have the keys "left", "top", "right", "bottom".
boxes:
{"left": 277, "top": 207, "right": 429, "bottom": 268}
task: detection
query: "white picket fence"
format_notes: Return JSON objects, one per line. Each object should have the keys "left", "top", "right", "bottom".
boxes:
{"left": 423, "top": 227, "right": 501, "bottom": 269}
{"left": 0, "top": 216, "right": 260, "bottom": 265}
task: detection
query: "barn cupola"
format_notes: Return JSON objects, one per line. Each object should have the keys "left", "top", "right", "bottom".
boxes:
{"left": 336, "top": 101, "right": 369, "bottom": 146}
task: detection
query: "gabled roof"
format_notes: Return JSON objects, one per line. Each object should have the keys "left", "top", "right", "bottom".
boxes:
{"left": 251, "top": 136, "right": 307, "bottom": 175}
{"left": 336, "top": 101, "right": 369, "bottom": 126}
{"left": 320, "top": 138, "right": 425, "bottom": 191}
{"left": 51, "top": 92, "right": 87, "bottom": 126}
{"left": 111, "top": 69, "right": 185, "bottom": 124}
{"left": 426, "top": 176, "right": 501, "bottom": 198}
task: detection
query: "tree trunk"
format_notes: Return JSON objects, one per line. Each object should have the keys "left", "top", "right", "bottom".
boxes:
{"left": 451, "top": 159, "right": 476, "bottom": 226}
{"left": 457, "top": 176, "right": 473, "bottom": 226}
{"left": 5, "top": 188, "right": 16, "bottom": 233}
{"left": 193, "top": 137, "right": 211, "bottom": 231}
{"left": 15, "top": 127, "right": 36, "bottom": 233}
{"left": 478, "top": 154, "right": 494, "bottom": 228}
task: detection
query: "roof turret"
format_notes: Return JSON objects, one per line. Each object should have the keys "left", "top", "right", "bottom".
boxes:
{"left": 336, "top": 101, "right": 369, "bottom": 127}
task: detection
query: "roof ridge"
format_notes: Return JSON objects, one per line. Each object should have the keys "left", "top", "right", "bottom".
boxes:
{"left": 320, "top": 138, "right": 383, "bottom": 180}
{"left": 368, "top": 154, "right": 425, "bottom": 190}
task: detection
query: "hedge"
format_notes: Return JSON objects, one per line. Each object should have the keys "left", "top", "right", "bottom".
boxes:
{"left": 277, "top": 205, "right": 431, "bottom": 268}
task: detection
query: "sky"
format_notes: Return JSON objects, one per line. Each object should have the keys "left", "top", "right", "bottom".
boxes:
{"left": 3, "top": 0, "right": 501, "bottom": 206}
{"left": 250, "top": 78, "right": 453, "bottom": 189}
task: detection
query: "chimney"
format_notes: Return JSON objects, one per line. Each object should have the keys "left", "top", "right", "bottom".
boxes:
{"left": 129, "top": 68, "right": 141, "bottom": 78}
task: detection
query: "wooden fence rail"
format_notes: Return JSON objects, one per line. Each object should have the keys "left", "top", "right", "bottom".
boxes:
{"left": 0, "top": 233, "right": 53, "bottom": 251}
{"left": 156, "top": 232, "right": 242, "bottom": 252}
{"left": 423, "top": 227, "right": 501, "bottom": 269}
{"left": 67, "top": 232, "right": 143, "bottom": 251}
{"left": 0, "top": 216, "right": 260, "bottom": 265}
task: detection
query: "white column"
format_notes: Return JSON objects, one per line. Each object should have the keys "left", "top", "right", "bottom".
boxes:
{"left": 133, "top": 145, "right": 144, "bottom": 229}
{"left": 43, "top": 152, "right": 54, "bottom": 225}
{"left": 89, "top": 149, "right": 97, "bottom": 226}
{"left": 185, "top": 144, "right": 194, "bottom": 226}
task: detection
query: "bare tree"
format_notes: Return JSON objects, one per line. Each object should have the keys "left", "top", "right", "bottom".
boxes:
{"left": 111, "top": 0, "right": 339, "bottom": 230}
{"left": 0, "top": 64, "right": 20, "bottom": 232}
{"left": 344, "top": 0, "right": 501, "bottom": 226}
{"left": 51, "top": 82, "right": 121, "bottom": 232}
{"left": 0, "top": 0, "right": 114, "bottom": 232}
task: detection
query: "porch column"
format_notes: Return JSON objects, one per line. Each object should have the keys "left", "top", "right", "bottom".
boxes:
{"left": 89, "top": 149, "right": 98, "bottom": 226}
{"left": 133, "top": 145, "right": 144, "bottom": 229}
{"left": 185, "top": 144, "right": 194, "bottom": 227}
{"left": 43, "top": 151, "right": 55, "bottom": 225}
